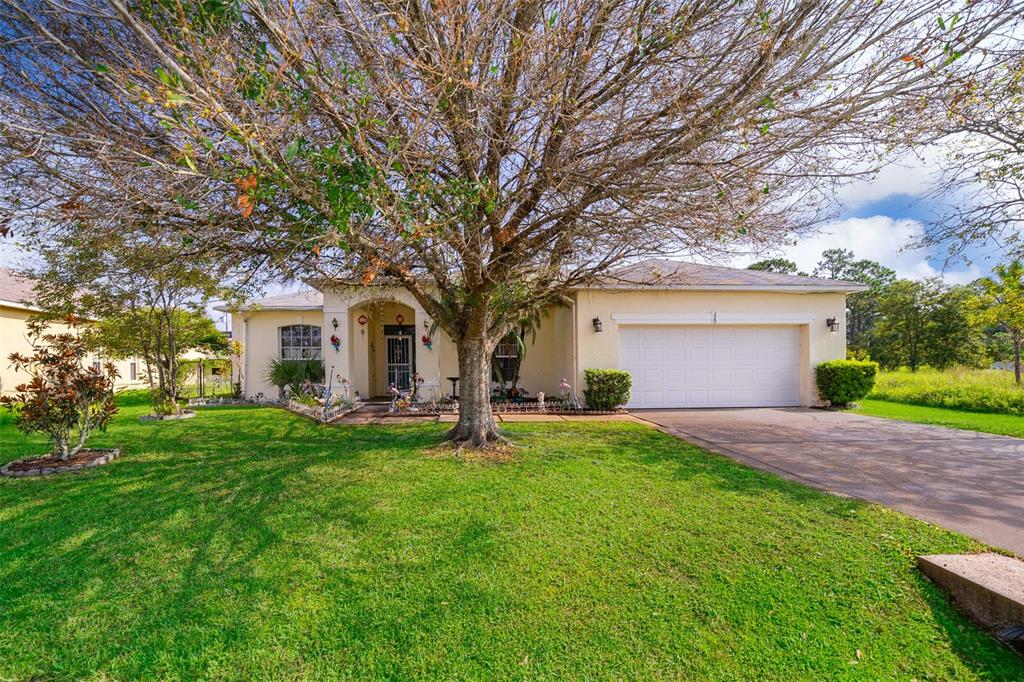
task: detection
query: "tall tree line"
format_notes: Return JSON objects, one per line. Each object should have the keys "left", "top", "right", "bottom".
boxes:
{"left": 749, "top": 250, "right": 1019, "bottom": 374}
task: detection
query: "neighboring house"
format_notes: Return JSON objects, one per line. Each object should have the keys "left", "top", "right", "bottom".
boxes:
{"left": 0, "top": 268, "right": 148, "bottom": 395}
{"left": 180, "top": 348, "right": 233, "bottom": 396}
{"left": 218, "top": 259, "right": 865, "bottom": 408}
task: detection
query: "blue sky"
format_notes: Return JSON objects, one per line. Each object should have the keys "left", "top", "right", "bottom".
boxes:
{"left": 729, "top": 151, "right": 1001, "bottom": 284}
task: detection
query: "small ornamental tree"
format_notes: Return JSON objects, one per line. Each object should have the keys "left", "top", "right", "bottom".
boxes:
{"left": 0, "top": 317, "right": 118, "bottom": 460}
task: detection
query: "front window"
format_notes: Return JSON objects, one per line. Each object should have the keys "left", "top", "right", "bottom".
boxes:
{"left": 130, "top": 361, "right": 137, "bottom": 380}
{"left": 493, "top": 332, "right": 521, "bottom": 382}
{"left": 279, "top": 324, "right": 322, "bottom": 360}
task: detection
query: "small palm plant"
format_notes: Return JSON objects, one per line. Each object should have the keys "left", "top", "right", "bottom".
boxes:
{"left": 266, "top": 358, "right": 325, "bottom": 398}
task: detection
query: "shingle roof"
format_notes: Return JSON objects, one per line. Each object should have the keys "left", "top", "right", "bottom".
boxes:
{"left": 221, "top": 259, "right": 864, "bottom": 310}
{"left": 214, "top": 289, "right": 323, "bottom": 312}
{"left": 596, "top": 259, "right": 866, "bottom": 291}
{"left": 0, "top": 268, "right": 39, "bottom": 309}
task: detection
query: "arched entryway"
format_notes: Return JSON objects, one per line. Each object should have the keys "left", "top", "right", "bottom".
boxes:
{"left": 350, "top": 300, "right": 417, "bottom": 398}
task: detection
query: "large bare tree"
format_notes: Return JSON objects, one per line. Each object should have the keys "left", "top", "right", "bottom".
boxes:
{"left": 922, "top": 50, "right": 1024, "bottom": 261}
{"left": 0, "top": 1, "right": 1019, "bottom": 445}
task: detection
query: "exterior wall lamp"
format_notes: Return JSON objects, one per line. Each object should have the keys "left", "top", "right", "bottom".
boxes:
{"left": 826, "top": 317, "right": 839, "bottom": 334}
{"left": 592, "top": 317, "right": 603, "bottom": 333}
{"left": 331, "top": 317, "right": 339, "bottom": 330}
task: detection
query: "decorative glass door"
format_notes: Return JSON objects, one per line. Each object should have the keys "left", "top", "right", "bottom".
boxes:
{"left": 385, "top": 335, "right": 412, "bottom": 389}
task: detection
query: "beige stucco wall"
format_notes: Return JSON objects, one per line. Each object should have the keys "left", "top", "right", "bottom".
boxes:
{"left": 232, "top": 308, "right": 324, "bottom": 399}
{"left": 502, "top": 304, "right": 574, "bottom": 398}
{"left": 0, "top": 305, "right": 36, "bottom": 395}
{"left": 571, "top": 289, "right": 848, "bottom": 406}
{"left": 0, "top": 305, "right": 149, "bottom": 396}
{"left": 232, "top": 286, "right": 849, "bottom": 406}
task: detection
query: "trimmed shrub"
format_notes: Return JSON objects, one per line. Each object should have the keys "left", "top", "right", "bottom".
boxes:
{"left": 583, "top": 369, "right": 632, "bottom": 410}
{"left": 816, "top": 360, "right": 878, "bottom": 406}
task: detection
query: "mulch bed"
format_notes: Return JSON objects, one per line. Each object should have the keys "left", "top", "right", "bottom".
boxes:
{"left": 1, "top": 448, "right": 120, "bottom": 478}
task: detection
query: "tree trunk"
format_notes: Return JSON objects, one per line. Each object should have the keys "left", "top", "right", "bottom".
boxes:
{"left": 447, "top": 332, "right": 502, "bottom": 447}
{"left": 1014, "top": 329, "right": 1021, "bottom": 385}
{"left": 166, "top": 310, "right": 181, "bottom": 413}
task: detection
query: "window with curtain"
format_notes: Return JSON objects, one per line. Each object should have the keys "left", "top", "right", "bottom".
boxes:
{"left": 279, "top": 324, "right": 322, "bottom": 360}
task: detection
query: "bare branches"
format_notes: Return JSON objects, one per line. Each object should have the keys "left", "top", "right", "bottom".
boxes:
{"left": 0, "top": 0, "right": 1020, "bottom": 332}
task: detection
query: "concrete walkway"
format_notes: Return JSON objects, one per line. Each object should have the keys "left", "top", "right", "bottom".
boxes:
{"left": 633, "top": 408, "right": 1024, "bottom": 557}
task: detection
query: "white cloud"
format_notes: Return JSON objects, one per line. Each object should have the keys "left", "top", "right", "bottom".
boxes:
{"left": 740, "top": 215, "right": 983, "bottom": 283}
{"left": 834, "top": 148, "right": 942, "bottom": 208}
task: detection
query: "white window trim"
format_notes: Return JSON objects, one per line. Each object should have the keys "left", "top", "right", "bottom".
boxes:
{"left": 278, "top": 324, "right": 323, "bottom": 360}
{"left": 610, "top": 313, "right": 816, "bottom": 325}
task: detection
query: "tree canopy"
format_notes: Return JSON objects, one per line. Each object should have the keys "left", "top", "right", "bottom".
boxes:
{"left": 1, "top": 0, "right": 1019, "bottom": 444}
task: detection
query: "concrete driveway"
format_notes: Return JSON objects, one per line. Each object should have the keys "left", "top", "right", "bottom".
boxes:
{"left": 634, "top": 408, "right": 1024, "bottom": 556}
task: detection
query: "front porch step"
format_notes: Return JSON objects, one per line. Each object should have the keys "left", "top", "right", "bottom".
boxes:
{"left": 918, "top": 553, "right": 1024, "bottom": 639}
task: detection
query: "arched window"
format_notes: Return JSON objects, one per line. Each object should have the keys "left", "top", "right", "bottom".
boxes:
{"left": 279, "top": 324, "right": 322, "bottom": 360}
{"left": 493, "top": 332, "right": 521, "bottom": 384}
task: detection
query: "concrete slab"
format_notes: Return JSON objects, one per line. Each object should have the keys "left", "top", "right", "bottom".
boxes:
{"left": 919, "top": 553, "right": 1024, "bottom": 628}
{"left": 563, "top": 413, "right": 642, "bottom": 422}
{"left": 635, "top": 408, "right": 1024, "bottom": 556}
{"left": 499, "top": 414, "right": 567, "bottom": 422}
{"left": 338, "top": 416, "right": 382, "bottom": 424}
{"left": 375, "top": 416, "right": 437, "bottom": 424}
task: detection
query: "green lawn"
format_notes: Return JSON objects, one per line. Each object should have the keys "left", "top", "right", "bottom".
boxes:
{"left": 854, "top": 399, "right": 1024, "bottom": 438}
{"left": 1, "top": 405, "right": 1020, "bottom": 679}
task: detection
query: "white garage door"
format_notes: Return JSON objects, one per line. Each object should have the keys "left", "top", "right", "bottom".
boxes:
{"left": 619, "top": 326, "right": 801, "bottom": 408}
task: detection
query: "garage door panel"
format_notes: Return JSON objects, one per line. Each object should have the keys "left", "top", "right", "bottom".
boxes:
{"left": 733, "top": 367, "right": 754, "bottom": 382}
{"left": 732, "top": 346, "right": 754, "bottom": 363}
{"left": 664, "top": 346, "right": 687, "bottom": 363}
{"left": 620, "top": 325, "right": 801, "bottom": 408}
{"left": 641, "top": 368, "right": 663, "bottom": 383}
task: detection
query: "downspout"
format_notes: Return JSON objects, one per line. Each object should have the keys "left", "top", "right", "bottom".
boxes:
{"left": 571, "top": 293, "right": 580, "bottom": 391}
{"left": 242, "top": 316, "right": 249, "bottom": 396}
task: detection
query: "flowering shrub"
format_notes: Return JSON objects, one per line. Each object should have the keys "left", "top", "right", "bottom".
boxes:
{"left": 0, "top": 317, "right": 118, "bottom": 459}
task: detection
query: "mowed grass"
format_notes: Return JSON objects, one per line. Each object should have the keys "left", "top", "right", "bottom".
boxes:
{"left": 854, "top": 399, "right": 1024, "bottom": 438}
{"left": 1, "top": 405, "right": 1021, "bottom": 680}
{"left": 870, "top": 367, "right": 1024, "bottom": 415}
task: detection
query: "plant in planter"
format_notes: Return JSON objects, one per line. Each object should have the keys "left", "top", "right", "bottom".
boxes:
{"left": 0, "top": 316, "right": 118, "bottom": 462}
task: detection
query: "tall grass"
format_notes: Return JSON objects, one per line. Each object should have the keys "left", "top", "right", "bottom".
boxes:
{"left": 869, "top": 368, "right": 1024, "bottom": 415}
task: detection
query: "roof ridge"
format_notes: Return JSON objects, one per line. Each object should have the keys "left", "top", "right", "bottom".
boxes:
{"left": 602, "top": 258, "right": 866, "bottom": 290}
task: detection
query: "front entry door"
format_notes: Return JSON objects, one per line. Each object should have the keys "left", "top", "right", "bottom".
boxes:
{"left": 385, "top": 334, "right": 413, "bottom": 390}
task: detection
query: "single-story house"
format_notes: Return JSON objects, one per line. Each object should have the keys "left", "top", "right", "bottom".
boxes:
{"left": 0, "top": 268, "right": 149, "bottom": 395}
{"left": 221, "top": 260, "right": 865, "bottom": 409}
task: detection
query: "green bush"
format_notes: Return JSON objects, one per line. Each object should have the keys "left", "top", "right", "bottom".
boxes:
{"left": 583, "top": 369, "right": 632, "bottom": 410}
{"left": 816, "top": 360, "right": 878, "bottom": 406}
{"left": 869, "top": 368, "right": 1024, "bottom": 415}
{"left": 266, "top": 359, "right": 325, "bottom": 396}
